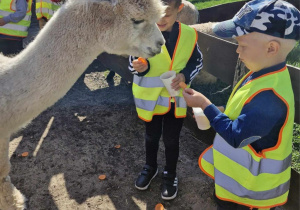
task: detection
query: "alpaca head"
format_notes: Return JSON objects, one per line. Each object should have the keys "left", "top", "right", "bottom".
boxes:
{"left": 68, "top": 0, "right": 166, "bottom": 58}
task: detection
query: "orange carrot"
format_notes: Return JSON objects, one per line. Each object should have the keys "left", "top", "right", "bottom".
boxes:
{"left": 138, "top": 57, "right": 147, "bottom": 65}
{"left": 98, "top": 175, "right": 106, "bottom": 180}
{"left": 155, "top": 203, "right": 164, "bottom": 210}
{"left": 21, "top": 152, "right": 29, "bottom": 157}
{"left": 179, "top": 82, "right": 187, "bottom": 89}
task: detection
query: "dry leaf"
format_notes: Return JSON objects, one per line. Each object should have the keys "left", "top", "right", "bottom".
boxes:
{"left": 114, "top": 145, "right": 121, "bottom": 149}
{"left": 77, "top": 116, "right": 87, "bottom": 122}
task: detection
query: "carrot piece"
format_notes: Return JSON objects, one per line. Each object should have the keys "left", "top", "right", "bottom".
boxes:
{"left": 179, "top": 82, "right": 187, "bottom": 89}
{"left": 114, "top": 145, "right": 121, "bottom": 149}
{"left": 98, "top": 175, "right": 106, "bottom": 180}
{"left": 138, "top": 57, "right": 147, "bottom": 65}
{"left": 21, "top": 152, "right": 29, "bottom": 157}
{"left": 155, "top": 203, "right": 164, "bottom": 210}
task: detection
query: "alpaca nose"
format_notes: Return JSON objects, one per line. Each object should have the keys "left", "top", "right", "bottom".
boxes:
{"left": 156, "top": 40, "right": 164, "bottom": 48}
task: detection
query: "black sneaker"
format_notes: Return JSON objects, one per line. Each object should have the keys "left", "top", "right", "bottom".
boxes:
{"left": 161, "top": 171, "right": 178, "bottom": 200}
{"left": 135, "top": 165, "right": 158, "bottom": 190}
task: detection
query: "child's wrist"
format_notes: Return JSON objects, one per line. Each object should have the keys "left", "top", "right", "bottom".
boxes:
{"left": 201, "top": 99, "right": 212, "bottom": 110}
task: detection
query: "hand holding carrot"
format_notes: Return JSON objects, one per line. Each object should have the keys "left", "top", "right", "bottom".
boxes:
{"left": 182, "top": 88, "right": 212, "bottom": 110}
{"left": 132, "top": 57, "right": 148, "bottom": 73}
{"left": 179, "top": 82, "right": 187, "bottom": 89}
{"left": 171, "top": 73, "right": 185, "bottom": 91}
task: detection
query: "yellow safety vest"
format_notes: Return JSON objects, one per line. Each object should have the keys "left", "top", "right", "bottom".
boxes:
{"left": 199, "top": 66, "right": 294, "bottom": 208}
{"left": 0, "top": 0, "right": 32, "bottom": 37}
{"left": 132, "top": 22, "right": 198, "bottom": 122}
{"left": 36, "top": 0, "right": 60, "bottom": 20}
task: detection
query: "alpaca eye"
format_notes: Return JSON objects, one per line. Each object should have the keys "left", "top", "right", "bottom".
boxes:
{"left": 131, "top": 18, "right": 144, "bottom": 25}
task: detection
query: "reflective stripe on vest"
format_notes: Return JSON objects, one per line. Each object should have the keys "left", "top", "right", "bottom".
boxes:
{"left": 199, "top": 66, "right": 294, "bottom": 208}
{"left": 36, "top": 0, "right": 61, "bottom": 20}
{"left": 0, "top": 0, "right": 32, "bottom": 37}
{"left": 134, "top": 96, "right": 187, "bottom": 111}
{"left": 132, "top": 23, "right": 197, "bottom": 122}
{"left": 0, "top": 10, "right": 31, "bottom": 21}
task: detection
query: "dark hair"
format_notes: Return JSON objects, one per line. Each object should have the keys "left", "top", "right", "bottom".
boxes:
{"left": 162, "top": 0, "right": 182, "bottom": 8}
{"left": 51, "top": 0, "right": 66, "bottom": 4}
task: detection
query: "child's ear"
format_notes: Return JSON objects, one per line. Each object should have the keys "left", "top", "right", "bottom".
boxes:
{"left": 267, "top": 41, "right": 280, "bottom": 57}
{"left": 178, "top": 3, "right": 184, "bottom": 12}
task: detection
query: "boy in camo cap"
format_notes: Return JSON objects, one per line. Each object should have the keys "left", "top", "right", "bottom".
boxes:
{"left": 183, "top": 0, "right": 299, "bottom": 209}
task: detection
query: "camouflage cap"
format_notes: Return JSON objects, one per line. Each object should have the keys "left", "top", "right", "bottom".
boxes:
{"left": 213, "top": 0, "right": 300, "bottom": 40}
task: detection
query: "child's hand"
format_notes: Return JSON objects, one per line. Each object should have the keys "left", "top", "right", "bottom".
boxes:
{"left": 182, "top": 88, "right": 212, "bottom": 110}
{"left": 171, "top": 73, "right": 185, "bottom": 91}
{"left": 132, "top": 58, "right": 148, "bottom": 73}
{"left": 217, "top": 106, "right": 225, "bottom": 113}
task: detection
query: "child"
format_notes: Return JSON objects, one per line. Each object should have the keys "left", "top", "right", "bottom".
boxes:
{"left": 0, "top": 0, "right": 30, "bottom": 55}
{"left": 128, "top": 0, "right": 203, "bottom": 200}
{"left": 182, "top": 0, "right": 299, "bottom": 209}
{"left": 36, "top": 0, "right": 63, "bottom": 29}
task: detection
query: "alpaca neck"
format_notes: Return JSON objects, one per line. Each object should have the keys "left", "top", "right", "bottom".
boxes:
{"left": 2, "top": 6, "right": 106, "bottom": 135}
{"left": 25, "top": 8, "right": 104, "bottom": 80}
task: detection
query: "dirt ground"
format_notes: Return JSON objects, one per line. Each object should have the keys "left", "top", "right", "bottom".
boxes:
{"left": 9, "top": 10, "right": 289, "bottom": 210}
{"left": 7, "top": 10, "right": 219, "bottom": 210}
{"left": 8, "top": 59, "right": 218, "bottom": 210}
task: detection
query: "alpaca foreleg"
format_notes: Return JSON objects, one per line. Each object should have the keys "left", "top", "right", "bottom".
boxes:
{"left": 0, "top": 137, "right": 26, "bottom": 210}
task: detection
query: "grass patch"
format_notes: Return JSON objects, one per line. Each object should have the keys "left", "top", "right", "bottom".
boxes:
{"left": 287, "top": 42, "right": 300, "bottom": 68}
{"left": 188, "top": 0, "right": 245, "bottom": 10}
{"left": 189, "top": 0, "right": 300, "bottom": 68}
{"left": 292, "top": 123, "right": 300, "bottom": 173}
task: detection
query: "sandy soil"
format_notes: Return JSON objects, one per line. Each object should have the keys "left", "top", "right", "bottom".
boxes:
{"left": 10, "top": 10, "right": 218, "bottom": 210}
{"left": 9, "top": 11, "right": 286, "bottom": 210}
{"left": 8, "top": 60, "right": 218, "bottom": 210}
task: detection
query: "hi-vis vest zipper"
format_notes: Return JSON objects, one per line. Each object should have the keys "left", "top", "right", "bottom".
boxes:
{"left": 36, "top": 0, "right": 61, "bottom": 20}
{"left": 132, "top": 22, "right": 198, "bottom": 122}
{"left": 199, "top": 66, "right": 294, "bottom": 209}
{"left": 0, "top": 0, "right": 32, "bottom": 37}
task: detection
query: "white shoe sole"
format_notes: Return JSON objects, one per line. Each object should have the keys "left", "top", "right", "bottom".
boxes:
{"left": 135, "top": 169, "right": 158, "bottom": 190}
{"left": 161, "top": 189, "right": 178, "bottom": 200}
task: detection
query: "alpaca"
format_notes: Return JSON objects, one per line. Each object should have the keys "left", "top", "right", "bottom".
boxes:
{"left": 98, "top": 22, "right": 220, "bottom": 85}
{"left": 101, "top": 0, "right": 200, "bottom": 82}
{"left": 0, "top": 0, "right": 165, "bottom": 209}
{"left": 177, "top": 0, "right": 199, "bottom": 25}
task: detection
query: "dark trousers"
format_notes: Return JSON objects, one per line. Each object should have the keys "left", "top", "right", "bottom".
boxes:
{"left": 144, "top": 103, "right": 184, "bottom": 174}
{"left": 0, "top": 39, "right": 23, "bottom": 56}
{"left": 214, "top": 192, "right": 276, "bottom": 210}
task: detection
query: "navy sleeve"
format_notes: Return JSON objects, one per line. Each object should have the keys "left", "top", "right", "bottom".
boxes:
{"left": 180, "top": 43, "right": 203, "bottom": 84}
{"left": 3, "top": 0, "right": 27, "bottom": 23}
{"left": 128, "top": 56, "right": 150, "bottom": 77}
{"left": 204, "top": 90, "right": 287, "bottom": 149}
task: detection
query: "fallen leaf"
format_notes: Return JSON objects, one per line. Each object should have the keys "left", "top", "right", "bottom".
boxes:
{"left": 114, "top": 145, "right": 121, "bottom": 149}
{"left": 77, "top": 116, "right": 87, "bottom": 122}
